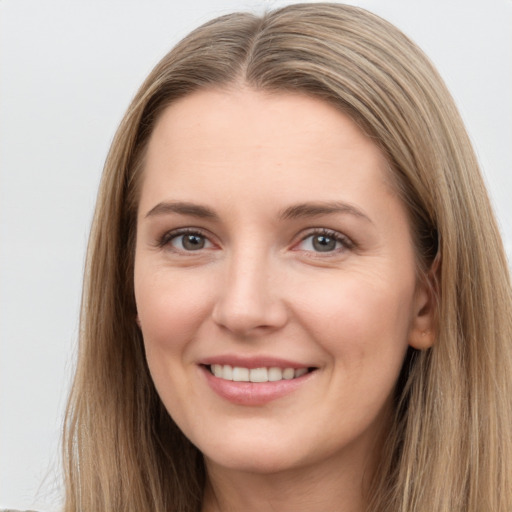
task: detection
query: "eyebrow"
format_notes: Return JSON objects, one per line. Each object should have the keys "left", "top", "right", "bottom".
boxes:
{"left": 145, "top": 201, "right": 218, "bottom": 219}
{"left": 279, "top": 201, "right": 372, "bottom": 223}
{"left": 144, "top": 200, "right": 372, "bottom": 223}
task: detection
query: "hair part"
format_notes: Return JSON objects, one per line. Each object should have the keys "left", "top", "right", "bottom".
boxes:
{"left": 63, "top": 4, "right": 512, "bottom": 511}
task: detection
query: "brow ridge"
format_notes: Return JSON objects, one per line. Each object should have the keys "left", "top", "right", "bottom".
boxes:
{"left": 145, "top": 201, "right": 218, "bottom": 219}
{"left": 279, "top": 201, "right": 372, "bottom": 223}
{"left": 144, "top": 200, "right": 371, "bottom": 224}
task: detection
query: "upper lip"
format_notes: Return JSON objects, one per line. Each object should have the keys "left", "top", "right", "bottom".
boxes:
{"left": 199, "top": 355, "right": 314, "bottom": 369}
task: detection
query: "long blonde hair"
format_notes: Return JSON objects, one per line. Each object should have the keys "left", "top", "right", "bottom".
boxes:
{"left": 63, "top": 4, "right": 512, "bottom": 511}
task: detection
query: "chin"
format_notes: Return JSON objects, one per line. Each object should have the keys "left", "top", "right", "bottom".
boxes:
{"left": 197, "top": 425, "right": 343, "bottom": 477}
{"left": 203, "top": 446, "right": 305, "bottom": 475}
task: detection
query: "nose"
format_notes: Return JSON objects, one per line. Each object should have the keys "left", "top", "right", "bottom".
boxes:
{"left": 212, "top": 250, "right": 288, "bottom": 337}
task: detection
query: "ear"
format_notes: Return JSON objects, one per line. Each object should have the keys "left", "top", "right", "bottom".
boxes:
{"left": 135, "top": 314, "right": 141, "bottom": 328}
{"left": 408, "top": 259, "right": 439, "bottom": 350}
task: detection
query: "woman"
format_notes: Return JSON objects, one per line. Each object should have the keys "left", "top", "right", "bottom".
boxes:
{"left": 62, "top": 3, "right": 512, "bottom": 511}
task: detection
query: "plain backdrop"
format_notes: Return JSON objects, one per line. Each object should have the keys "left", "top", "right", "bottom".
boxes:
{"left": 1, "top": 0, "right": 511, "bottom": 510}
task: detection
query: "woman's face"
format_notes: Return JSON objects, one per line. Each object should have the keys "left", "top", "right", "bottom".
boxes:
{"left": 134, "top": 88, "right": 434, "bottom": 475}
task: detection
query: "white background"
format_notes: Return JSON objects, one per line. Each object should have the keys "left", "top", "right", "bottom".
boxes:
{"left": 1, "top": 1, "right": 511, "bottom": 510}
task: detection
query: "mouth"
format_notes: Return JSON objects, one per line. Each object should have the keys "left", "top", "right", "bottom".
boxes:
{"left": 204, "top": 364, "right": 316, "bottom": 383}
{"left": 200, "top": 361, "right": 318, "bottom": 405}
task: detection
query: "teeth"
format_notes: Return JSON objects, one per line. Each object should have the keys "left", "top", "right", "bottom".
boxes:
{"left": 295, "top": 368, "right": 308, "bottom": 378}
{"left": 282, "top": 368, "right": 295, "bottom": 380}
{"left": 232, "top": 366, "right": 249, "bottom": 382}
{"left": 209, "top": 365, "right": 310, "bottom": 382}
{"left": 223, "top": 364, "right": 233, "bottom": 380}
{"left": 249, "top": 367, "right": 268, "bottom": 383}
{"left": 268, "top": 367, "right": 283, "bottom": 381}
{"left": 212, "top": 364, "right": 223, "bottom": 378}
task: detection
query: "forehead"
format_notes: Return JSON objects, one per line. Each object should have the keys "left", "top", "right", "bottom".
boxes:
{"left": 139, "top": 88, "right": 396, "bottom": 212}
{"left": 148, "top": 88, "right": 382, "bottom": 159}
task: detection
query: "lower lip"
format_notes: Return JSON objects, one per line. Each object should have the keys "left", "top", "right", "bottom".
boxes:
{"left": 201, "top": 366, "right": 314, "bottom": 406}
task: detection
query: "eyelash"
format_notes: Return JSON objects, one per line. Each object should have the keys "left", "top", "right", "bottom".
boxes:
{"left": 156, "top": 227, "right": 354, "bottom": 255}
{"left": 157, "top": 227, "right": 213, "bottom": 251}
{"left": 295, "top": 228, "right": 354, "bottom": 255}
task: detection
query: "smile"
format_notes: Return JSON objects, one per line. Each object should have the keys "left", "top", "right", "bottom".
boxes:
{"left": 202, "top": 363, "right": 316, "bottom": 406}
{"left": 209, "top": 364, "right": 310, "bottom": 382}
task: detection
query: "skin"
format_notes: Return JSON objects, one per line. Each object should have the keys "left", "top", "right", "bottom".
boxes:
{"left": 134, "top": 88, "right": 435, "bottom": 512}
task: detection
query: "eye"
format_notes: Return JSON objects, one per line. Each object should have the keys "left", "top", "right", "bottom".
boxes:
{"left": 173, "top": 233, "right": 210, "bottom": 251}
{"left": 296, "top": 229, "right": 350, "bottom": 253}
{"left": 159, "top": 229, "right": 214, "bottom": 252}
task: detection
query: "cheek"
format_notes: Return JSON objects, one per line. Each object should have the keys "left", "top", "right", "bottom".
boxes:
{"left": 134, "top": 266, "right": 216, "bottom": 426}
{"left": 294, "top": 270, "right": 415, "bottom": 372}
{"left": 134, "top": 265, "right": 215, "bottom": 359}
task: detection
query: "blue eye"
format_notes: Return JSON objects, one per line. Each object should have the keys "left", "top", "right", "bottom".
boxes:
{"left": 297, "top": 230, "right": 348, "bottom": 253}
